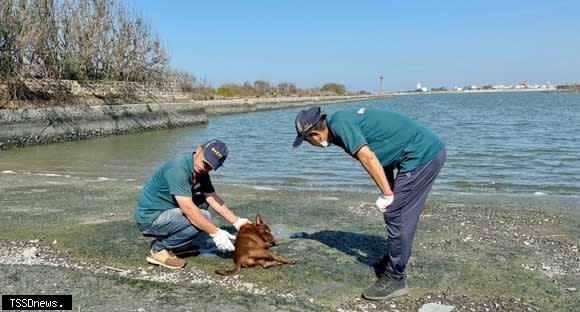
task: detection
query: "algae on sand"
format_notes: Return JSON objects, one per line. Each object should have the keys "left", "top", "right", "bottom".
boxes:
{"left": 1, "top": 172, "right": 579, "bottom": 311}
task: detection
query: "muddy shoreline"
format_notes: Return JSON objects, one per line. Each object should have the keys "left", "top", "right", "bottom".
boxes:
{"left": 0, "top": 169, "right": 578, "bottom": 311}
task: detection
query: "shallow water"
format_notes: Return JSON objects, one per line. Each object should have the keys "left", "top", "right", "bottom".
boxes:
{"left": 1, "top": 92, "right": 579, "bottom": 201}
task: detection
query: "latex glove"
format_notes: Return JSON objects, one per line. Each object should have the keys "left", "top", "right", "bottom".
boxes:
{"left": 210, "top": 229, "right": 236, "bottom": 252}
{"left": 376, "top": 194, "right": 394, "bottom": 212}
{"left": 233, "top": 217, "right": 251, "bottom": 231}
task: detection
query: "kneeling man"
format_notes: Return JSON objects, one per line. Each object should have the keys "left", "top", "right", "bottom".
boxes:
{"left": 134, "top": 139, "right": 250, "bottom": 269}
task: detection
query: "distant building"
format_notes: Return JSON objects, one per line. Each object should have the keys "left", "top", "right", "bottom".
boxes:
{"left": 454, "top": 86, "right": 463, "bottom": 91}
{"left": 416, "top": 82, "right": 428, "bottom": 92}
{"left": 514, "top": 81, "right": 528, "bottom": 89}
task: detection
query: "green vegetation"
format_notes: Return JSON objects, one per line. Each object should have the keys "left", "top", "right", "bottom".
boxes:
{"left": 213, "top": 80, "right": 350, "bottom": 98}
{"left": 321, "top": 82, "right": 347, "bottom": 95}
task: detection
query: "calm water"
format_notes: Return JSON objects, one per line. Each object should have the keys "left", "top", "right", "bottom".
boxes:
{"left": 1, "top": 92, "right": 579, "bottom": 198}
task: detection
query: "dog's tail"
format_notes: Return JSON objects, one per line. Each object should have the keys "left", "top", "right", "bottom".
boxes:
{"left": 215, "top": 261, "right": 242, "bottom": 276}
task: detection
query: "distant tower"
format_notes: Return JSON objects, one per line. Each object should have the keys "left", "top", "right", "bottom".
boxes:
{"left": 416, "top": 82, "right": 422, "bottom": 91}
{"left": 379, "top": 75, "right": 384, "bottom": 95}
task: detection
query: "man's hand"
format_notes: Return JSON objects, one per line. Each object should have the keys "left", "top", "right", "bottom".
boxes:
{"left": 233, "top": 217, "right": 250, "bottom": 231}
{"left": 210, "top": 229, "right": 236, "bottom": 252}
{"left": 376, "top": 194, "right": 394, "bottom": 212}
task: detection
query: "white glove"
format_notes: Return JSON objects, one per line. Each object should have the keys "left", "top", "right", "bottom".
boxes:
{"left": 210, "top": 229, "right": 236, "bottom": 252}
{"left": 376, "top": 194, "right": 394, "bottom": 212}
{"left": 233, "top": 217, "right": 250, "bottom": 231}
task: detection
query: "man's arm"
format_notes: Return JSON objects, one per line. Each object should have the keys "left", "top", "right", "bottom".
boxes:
{"left": 355, "top": 145, "right": 393, "bottom": 196}
{"left": 174, "top": 196, "right": 219, "bottom": 234}
{"left": 204, "top": 192, "right": 239, "bottom": 225}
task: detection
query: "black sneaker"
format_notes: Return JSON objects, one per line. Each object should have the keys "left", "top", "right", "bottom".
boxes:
{"left": 362, "top": 273, "right": 409, "bottom": 301}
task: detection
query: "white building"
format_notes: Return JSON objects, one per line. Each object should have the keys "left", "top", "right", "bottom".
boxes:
{"left": 416, "top": 82, "right": 428, "bottom": 92}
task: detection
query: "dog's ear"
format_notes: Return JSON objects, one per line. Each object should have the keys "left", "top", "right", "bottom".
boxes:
{"left": 255, "top": 214, "right": 263, "bottom": 225}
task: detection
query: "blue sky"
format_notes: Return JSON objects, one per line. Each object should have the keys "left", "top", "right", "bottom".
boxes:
{"left": 134, "top": 1, "right": 579, "bottom": 92}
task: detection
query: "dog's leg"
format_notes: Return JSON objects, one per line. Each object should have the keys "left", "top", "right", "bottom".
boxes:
{"left": 256, "top": 259, "right": 278, "bottom": 269}
{"left": 265, "top": 250, "right": 296, "bottom": 265}
{"left": 241, "top": 256, "right": 257, "bottom": 268}
{"left": 251, "top": 249, "right": 296, "bottom": 265}
{"left": 273, "top": 256, "right": 296, "bottom": 265}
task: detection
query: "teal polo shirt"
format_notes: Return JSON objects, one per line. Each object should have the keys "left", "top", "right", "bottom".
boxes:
{"left": 327, "top": 108, "right": 443, "bottom": 173}
{"left": 135, "top": 152, "right": 215, "bottom": 224}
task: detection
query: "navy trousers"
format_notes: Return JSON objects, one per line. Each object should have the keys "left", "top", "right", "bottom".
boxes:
{"left": 383, "top": 147, "right": 446, "bottom": 278}
{"left": 137, "top": 194, "right": 210, "bottom": 252}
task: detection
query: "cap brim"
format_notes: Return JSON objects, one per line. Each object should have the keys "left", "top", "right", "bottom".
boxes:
{"left": 293, "top": 135, "right": 305, "bottom": 147}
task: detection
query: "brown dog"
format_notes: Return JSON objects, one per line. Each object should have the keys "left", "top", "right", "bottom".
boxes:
{"left": 215, "top": 214, "right": 296, "bottom": 276}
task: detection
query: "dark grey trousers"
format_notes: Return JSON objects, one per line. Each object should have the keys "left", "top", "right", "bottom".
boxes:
{"left": 383, "top": 147, "right": 446, "bottom": 278}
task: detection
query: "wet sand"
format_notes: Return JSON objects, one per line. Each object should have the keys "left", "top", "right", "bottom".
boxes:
{"left": 0, "top": 171, "right": 579, "bottom": 311}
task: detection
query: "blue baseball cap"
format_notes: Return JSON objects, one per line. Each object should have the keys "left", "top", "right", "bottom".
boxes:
{"left": 201, "top": 139, "right": 229, "bottom": 170}
{"left": 293, "top": 106, "right": 322, "bottom": 147}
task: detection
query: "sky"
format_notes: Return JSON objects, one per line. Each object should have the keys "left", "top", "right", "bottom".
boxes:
{"left": 134, "top": 0, "right": 580, "bottom": 92}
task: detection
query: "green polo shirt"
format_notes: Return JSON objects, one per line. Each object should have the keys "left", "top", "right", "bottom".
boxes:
{"left": 134, "top": 152, "right": 215, "bottom": 224}
{"left": 327, "top": 108, "right": 443, "bottom": 173}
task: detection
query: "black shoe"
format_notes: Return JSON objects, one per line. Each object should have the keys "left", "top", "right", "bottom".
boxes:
{"left": 362, "top": 273, "right": 409, "bottom": 301}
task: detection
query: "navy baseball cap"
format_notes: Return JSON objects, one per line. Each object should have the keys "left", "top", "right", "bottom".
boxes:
{"left": 201, "top": 139, "right": 229, "bottom": 170}
{"left": 293, "top": 106, "right": 322, "bottom": 147}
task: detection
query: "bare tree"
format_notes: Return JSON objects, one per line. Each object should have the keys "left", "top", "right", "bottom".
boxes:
{"left": 253, "top": 80, "right": 271, "bottom": 96}
{"left": 277, "top": 82, "right": 296, "bottom": 96}
{"left": 0, "top": 0, "right": 169, "bottom": 82}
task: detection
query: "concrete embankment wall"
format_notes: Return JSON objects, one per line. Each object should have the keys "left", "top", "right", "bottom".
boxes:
{"left": 0, "top": 103, "right": 207, "bottom": 150}
{"left": 0, "top": 95, "right": 384, "bottom": 150}
{"left": 198, "top": 95, "right": 380, "bottom": 116}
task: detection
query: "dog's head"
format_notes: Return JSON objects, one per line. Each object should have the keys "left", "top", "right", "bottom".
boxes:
{"left": 254, "top": 214, "right": 277, "bottom": 246}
